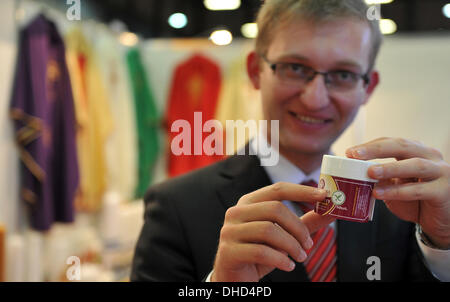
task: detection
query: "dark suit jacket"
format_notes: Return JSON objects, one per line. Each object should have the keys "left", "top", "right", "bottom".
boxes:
{"left": 131, "top": 153, "right": 438, "bottom": 282}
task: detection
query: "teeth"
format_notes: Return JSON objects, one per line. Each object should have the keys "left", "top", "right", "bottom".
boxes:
{"left": 296, "top": 114, "right": 327, "bottom": 124}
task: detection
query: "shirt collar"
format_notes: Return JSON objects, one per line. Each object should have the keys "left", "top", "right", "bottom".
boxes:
{"left": 250, "top": 130, "right": 322, "bottom": 185}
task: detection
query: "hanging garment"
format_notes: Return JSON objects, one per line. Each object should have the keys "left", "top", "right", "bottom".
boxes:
{"left": 166, "top": 54, "right": 223, "bottom": 177}
{"left": 65, "top": 27, "right": 113, "bottom": 212}
{"left": 215, "top": 54, "right": 262, "bottom": 155}
{"left": 95, "top": 31, "right": 138, "bottom": 202}
{"left": 125, "top": 48, "right": 160, "bottom": 198}
{"left": 10, "top": 14, "right": 79, "bottom": 231}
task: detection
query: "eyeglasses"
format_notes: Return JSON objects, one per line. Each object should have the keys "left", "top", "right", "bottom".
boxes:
{"left": 260, "top": 55, "right": 370, "bottom": 92}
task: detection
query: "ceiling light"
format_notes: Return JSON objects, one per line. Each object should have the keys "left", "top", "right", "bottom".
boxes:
{"left": 379, "top": 19, "right": 397, "bottom": 35}
{"left": 209, "top": 30, "right": 233, "bottom": 46}
{"left": 443, "top": 3, "right": 450, "bottom": 19}
{"left": 241, "top": 23, "right": 258, "bottom": 39}
{"left": 204, "top": 0, "right": 241, "bottom": 11}
{"left": 365, "top": 0, "right": 393, "bottom": 4}
{"left": 168, "top": 13, "right": 188, "bottom": 29}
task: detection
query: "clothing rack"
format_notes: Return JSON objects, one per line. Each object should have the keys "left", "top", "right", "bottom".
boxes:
{"left": 14, "top": 0, "right": 134, "bottom": 44}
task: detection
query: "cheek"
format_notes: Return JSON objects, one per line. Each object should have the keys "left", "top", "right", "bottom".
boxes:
{"left": 260, "top": 83, "right": 288, "bottom": 117}
{"left": 262, "top": 84, "right": 298, "bottom": 110}
{"left": 334, "top": 94, "right": 365, "bottom": 124}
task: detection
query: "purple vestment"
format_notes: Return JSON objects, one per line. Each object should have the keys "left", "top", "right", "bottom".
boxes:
{"left": 10, "top": 14, "right": 79, "bottom": 231}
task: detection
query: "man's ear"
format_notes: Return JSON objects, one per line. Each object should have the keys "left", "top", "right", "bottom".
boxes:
{"left": 247, "top": 51, "right": 261, "bottom": 90}
{"left": 362, "top": 70, "right": 379, "bottom": 105}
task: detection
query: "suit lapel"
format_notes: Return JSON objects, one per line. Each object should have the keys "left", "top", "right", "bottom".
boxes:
{"left": 216, "top": 153, "right": 272, "bottom": 210}
{"left": 337, "top": 217, "right": 378, "bottom": 282}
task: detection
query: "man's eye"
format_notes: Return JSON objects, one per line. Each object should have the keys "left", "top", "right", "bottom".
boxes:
{"left": 289, "top": 64, "right": 305, "bottom": 72}
{"left": 284, "top": 64, "right": 307, "bottom": 76}
{"left": 334, "top": 71, "right": 356, "bottom": 82}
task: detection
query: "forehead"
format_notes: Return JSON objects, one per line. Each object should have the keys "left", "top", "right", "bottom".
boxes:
{"left": 267, "top": 19, "right": 373, "bottom": 71}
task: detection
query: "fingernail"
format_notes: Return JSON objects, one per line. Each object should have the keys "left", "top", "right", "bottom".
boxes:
{"left": 288, "top": 260, "right": 296, "bottom": 271}
{"left": 298, "top": 249, "right": 307, "bottom": 262}
{"left": 305, "top": 237, "right": 314, "bottom": 250}
{"left": 345, "top": 149, "right": 353, "bottom": 157}
{"left": 354, "top": 147, "right": 367, "bottom": 158}
{"left": 371, "top": 166, "right": 383, "bottom": 178}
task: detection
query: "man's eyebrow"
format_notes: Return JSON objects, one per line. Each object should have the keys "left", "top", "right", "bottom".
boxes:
{"left": 333, "top": 60, "right": 364, "bottom": 71}
{"left": 275, "top": 54, "right": 310, "bottom": 62}
{"left": 273, "top": 54, "right": 364, "bottom": 71}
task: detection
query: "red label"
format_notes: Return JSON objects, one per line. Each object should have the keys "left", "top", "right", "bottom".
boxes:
{"left": 315, "top": 175, "right": 376, "bottom": 223}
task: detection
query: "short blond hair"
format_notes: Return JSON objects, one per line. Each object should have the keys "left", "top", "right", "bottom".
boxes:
{"left": 255, "top": 0, "right": 383, "bottom": 72}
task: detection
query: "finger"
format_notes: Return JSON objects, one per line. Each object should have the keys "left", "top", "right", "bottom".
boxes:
{"left": 235, "top": 243, "right": 296, "bottom": 272}
{"left": 225, "top": 201, "right": 313, "bottom": 251}
{"left": 368, "top": 158, "right": 442, "bottom": 181}
{"left": 300, "top": 211, "right": 336, "bottom": 234}
{"left": 382, "top": 199, "right": 419, "bottom": 223}
{"left": 234, "top": 221, "right": 307, "bottom": 262}
{"left": 377, "top": 178, "right": 396, "bottom": 186}
{"left": 346, "top": 137, "right": 442, "bottom": 161}
{"left": 373, "top": 180, "right": 440, "bottom": 201}
{"left": 239, "top": 182, "right": 326, "bottom": 205}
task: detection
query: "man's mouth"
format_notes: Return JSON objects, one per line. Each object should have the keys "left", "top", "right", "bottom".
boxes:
{"left": 289, "top": 112, "right": 332, "bottom": 124}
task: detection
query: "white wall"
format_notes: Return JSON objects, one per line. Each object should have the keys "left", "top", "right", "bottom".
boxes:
{"left": 332, "top": 34, "right": 450, "bottom": 161}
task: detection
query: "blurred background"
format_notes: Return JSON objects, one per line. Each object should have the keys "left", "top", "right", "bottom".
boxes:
{"left": 0, "top": 0, "right": 449, "bottom": 282}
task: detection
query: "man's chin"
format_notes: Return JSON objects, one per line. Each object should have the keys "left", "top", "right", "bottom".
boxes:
{"left": 280, "top": 135, "right": 332, "bottom": 157}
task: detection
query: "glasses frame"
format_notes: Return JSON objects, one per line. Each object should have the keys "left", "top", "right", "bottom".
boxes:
{"left": 260, "top": 54, "right": 370, "bottom": 92}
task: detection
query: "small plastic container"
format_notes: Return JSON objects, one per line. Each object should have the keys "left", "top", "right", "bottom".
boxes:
{"left": 315, "top": 155, "right": 378, "bottom": 223}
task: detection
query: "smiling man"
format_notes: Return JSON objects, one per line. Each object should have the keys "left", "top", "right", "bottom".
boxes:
{"left": 252, "top": 16, "right": 379, "bottom": 174}
{"left": 131, "top": 0, "right": 450, "bottom": 282}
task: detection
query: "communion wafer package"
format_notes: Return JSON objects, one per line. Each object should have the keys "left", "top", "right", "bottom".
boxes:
{"left": 315, "top": 155, "right": 378, "bottom": 223}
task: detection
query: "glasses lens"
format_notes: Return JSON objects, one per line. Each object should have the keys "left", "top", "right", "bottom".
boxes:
{"left": 276, "top": 63, "right": 310, "bottom": 84}
{"left": 328, "top": 71, "right": 359, "bottom": 91}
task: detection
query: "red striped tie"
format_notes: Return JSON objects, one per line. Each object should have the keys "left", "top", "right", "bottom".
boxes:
{"left": 300, "top": 180, "right": 337, "bottom": 282}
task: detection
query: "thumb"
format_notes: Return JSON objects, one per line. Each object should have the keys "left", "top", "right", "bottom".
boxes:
{"left": 300, "top": 211, "right": 336, "bottom": 234}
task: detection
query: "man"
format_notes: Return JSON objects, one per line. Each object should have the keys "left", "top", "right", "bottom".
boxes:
{"left": 131, "top": 0, "right": 449, "bottom": 282}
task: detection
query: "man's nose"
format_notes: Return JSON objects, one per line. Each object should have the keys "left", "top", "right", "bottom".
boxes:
{"left": 299, "top": 74, "right": 330, "bottom": 110}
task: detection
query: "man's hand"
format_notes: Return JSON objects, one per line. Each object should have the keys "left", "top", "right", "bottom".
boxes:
{"left": 346, "top": 137, "right": 450, "bottom": 249}
{"left": 211, "top": 182, "right": 335, "bottom": 282}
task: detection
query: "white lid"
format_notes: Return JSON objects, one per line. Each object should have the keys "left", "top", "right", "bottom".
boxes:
{"left": 321, "top": 155, "right": 378, "bottom": 182}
